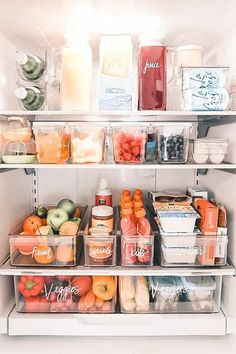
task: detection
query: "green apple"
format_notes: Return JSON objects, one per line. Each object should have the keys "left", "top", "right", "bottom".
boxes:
{"left": 47, "top": 208, "right": 69, "bottom": 232}
{"left": 71, "top": 217, "right": 81, "bottom": 227}
{"left": 56, "top": 198, "right": 76, "bottom": 218}
{"left": 35, "top": 205, "right": 48, "bottom": 218}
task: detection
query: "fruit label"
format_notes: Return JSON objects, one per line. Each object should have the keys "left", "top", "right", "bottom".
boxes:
{"left": 44, "top": 283, "right": 80, "bottom": 302}
{"left": 32, "top": 246, "right": 51, "bottom": 259}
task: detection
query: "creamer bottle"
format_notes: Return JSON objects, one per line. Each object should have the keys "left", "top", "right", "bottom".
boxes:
{"left": 60, "top": 37, "right": 92, "bottom": 111}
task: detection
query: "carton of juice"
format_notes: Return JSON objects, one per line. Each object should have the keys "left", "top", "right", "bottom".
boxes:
{"left": 195, "top": 199, "right": 219, "bottom": 235}
{"left": 99, "top": 35, "right": 132, "bottom": 111}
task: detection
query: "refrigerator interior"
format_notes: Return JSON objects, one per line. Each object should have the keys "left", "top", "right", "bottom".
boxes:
{"left": 0, "top": 0, "right": 236, "bottom": 352}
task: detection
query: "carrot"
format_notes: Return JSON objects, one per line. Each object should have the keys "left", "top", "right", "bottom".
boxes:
{"left": 78, "top": 295, "right": 86, "bottom": 311}
{"left": 95, "top": 297, "right": 104, "bottom": 308}
{"left": 84, "top": 290, "right": 96, "bottom": 308}
{"left": 89, "top": 305, "right": 98, "bottom": 312}
{"left": 101, "top": 301, "right": 112, "bottom": 312}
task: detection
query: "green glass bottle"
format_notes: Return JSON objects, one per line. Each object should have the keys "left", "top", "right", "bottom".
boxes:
{"left": 16, "top": 52, "right": 46, "bottom": 81}
{"left": 15, "top": 86, "right": 45, "bottom": 111}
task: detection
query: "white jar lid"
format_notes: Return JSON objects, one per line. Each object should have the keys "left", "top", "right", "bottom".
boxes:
{"left": 92, "top": 206, "right": 113, "bottom": 217}
{"left": 139, "top": 34, "right": 165, "bottom": 47}
{"left": 176, "top": 45, "right": 203, "bottom": 52}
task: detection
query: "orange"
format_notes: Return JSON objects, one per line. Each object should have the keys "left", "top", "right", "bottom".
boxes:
{"left": 23, "top": 215, "right": 43, "bottom": 234}
{"left": 33, "top": 245, "right": 54, "bottom": 264}
{"left": 56, "top": 244, "right": 74, "bottom": 263}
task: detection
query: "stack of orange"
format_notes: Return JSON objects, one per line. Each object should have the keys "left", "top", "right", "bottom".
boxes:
{"left": 120, "top": 189, "right": 144, "bottom": 219}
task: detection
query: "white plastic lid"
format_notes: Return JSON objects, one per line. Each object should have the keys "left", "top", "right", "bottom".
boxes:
{"left": 139, "top": 34, "right": 164, "bottom": 47}
{"left": 92, "top": 206, "right": 113, "bottom": 217}
{"left": 16, "top": 52, "right": 28, "bottom": 65}
{"left": 181, "top": 276, "right": 216, "bottom": 291}
{"left": 176, "top": 45, "right": 203, "bottom": 52}
{"left": 15, "top": 87, "right": 27, "bottom": 99}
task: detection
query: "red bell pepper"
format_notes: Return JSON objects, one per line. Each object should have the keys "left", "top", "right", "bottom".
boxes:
{"left": 17, "top": 276, "right": 44, "bottom": 297}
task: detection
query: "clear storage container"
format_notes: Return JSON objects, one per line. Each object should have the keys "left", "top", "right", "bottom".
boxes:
{"left": 83, "top": 207, "right": 116, "bottom": 266}
{"left": 9, "top": 205, "right": 87, "bottom": 267}
{"left": 156, "top": 123, "right": 192, "bottom": 163}
{"left": 1, "top": 140, "right": 36, "bottom": 164}
{"left": 159, "top": 235, "right": 228, "bottom": 266}
{"left": 121, "top": 234, "right": 154, "bottom": 266}
{"left": 15, "top": 275, "right": 117, "bottom": 313}
{"left": 113, "top": 125, "right": 147, "bottom": 164}
{"left": 191, "top": 138, "right": 229, "bottom": 164}
{"left": 33, "top": 123, "right": 70, "bottom": 163}
{"left": 70, "top": 124, "right": 105, "bottom": 164}
{"left": 119, "top": 275, "right": 221, "bottom": 314}
{"left": 2, "top": 117, "right": 32, "bottom": 143}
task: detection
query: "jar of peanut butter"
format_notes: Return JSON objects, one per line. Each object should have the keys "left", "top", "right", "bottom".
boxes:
{"left": 91, "top": 206, "right": 113, "bottom": 234}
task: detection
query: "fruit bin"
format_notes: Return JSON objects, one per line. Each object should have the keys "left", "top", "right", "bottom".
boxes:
{"left": 9, "top": 204, "right": 87, "bottom": 267}
{"left": 14, "top": 275, "right": 117, "bottom": 313}
{"left": 159, "top": 235, "right": 228, "bottom": 267}
{"left": 113, "top": 125, "right": 147, "bottom": 164}
{"left": 83, "top": 207, "right": 117, "bottom": 266}
{"left": 119, "top": 275, "right": 222, "bottom": 314}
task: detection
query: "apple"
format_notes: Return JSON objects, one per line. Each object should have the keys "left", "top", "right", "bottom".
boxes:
{"left": 71, "top": 217, "right": 81, "bottom": 226}
{"left": 34, "top": 205, "right": 48, "bottom": 218}
{"left": 47, "top": 208, "right": 69, "bottom": 232}
{"left": 57, "top": 198, "right": 76, "bottom": 218}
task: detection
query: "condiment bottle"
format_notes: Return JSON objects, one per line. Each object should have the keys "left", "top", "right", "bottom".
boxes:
{"left": 95, "top": 178, "right": 112, "bottom": 207}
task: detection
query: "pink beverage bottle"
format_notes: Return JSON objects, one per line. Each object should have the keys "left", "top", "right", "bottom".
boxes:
{"left": 135, "top": 208, "right": 152, "bottom": 264}
{"left": 121, "top": 208, "right": 138, "bottom": 265}
{"left": 138, "top": 35, "right": 166, "bottom": 110}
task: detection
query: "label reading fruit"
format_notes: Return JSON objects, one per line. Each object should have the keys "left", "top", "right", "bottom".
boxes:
{"left": 32, "top": 246, "right": 52, "bottom": 259}
{"left": 44, "top": 283, "right": 80, "bottom": 302}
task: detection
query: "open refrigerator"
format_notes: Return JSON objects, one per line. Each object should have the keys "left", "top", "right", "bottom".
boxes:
{"left": 0, "top": 0, "right": 236, "bottom": 353}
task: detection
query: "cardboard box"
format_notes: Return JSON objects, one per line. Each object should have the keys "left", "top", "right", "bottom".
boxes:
{"left": 195, "top": 199, "right": 219, "bottom": 235}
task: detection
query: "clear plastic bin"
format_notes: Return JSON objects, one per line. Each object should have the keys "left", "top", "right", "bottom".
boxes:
{"left": 2, "top": 117, "right": 32, "bottom": 143}
{"left": 159, "top": 235, "right": 228, "bottom": 266}
{"left": 70, "top": 124, "right": 105, "bottom": 164}
{"left": 121, "top": 234, "right": 154, "bottom": 266}
{"left": 191, "top": 138, "right": 229, "bottom": 164}
{"left": 119, "top": 275, "right": 221, "bottom": 313}
{"left": 113, "top": 125, "right": 147, "bottom": 164}
{"left": 33, "top": 123, "right": 70, "bottom": 163}
{"left": 1, "top": 140, "right": 36, "bottom": 164}
{"left": 9, "top": 205, "right": 87, "bottom": 267}
{"left": 83, "top": 207, "right": 117, "bottom": 266}
{"left": 15, "top": 275, "right": 117, "bottom": 313}
{"left": 155, "top": 123, "right": 192, "bottom": 163}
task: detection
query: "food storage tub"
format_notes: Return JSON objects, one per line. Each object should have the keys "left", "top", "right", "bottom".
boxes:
{"left": 83, "top": 207, "right": 117, "bottom": 266}
{"left": 15, "top": 275, "right": 117, "bottom": 313}
{"left": 191, "top": 138, "right": 229, "bottom": 164}
{"left": 33, "top": 123, "right": 70, "bottom": 163}
{"left": 113, "top": 125, "right": 147, "bottom": 164}
{"left": 9, "top": 205, "right": 87, "bottom": 267}
{"left": 70, "top": 124, "right": 105, "bottom": 164}
{"left": 182, "top": 67, "right": 229, "bottom": 91}
{"left": 2, "top": 117, "right": 32, "bottom": 143}
{"left": 155, "top": 123, "right": 192, "bottom": 163}
{"left": 154, "top": 205, "right": 200, "bottom": 233}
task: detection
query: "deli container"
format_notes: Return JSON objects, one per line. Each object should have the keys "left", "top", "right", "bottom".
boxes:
{"left": 70, "top": 124, "right": 105, "bottom": 164}
{"left": 154, "top": 205, "right": 200, "bottom": 233}
{"left": 33, "top": 123, "right": 70, "bottom": 163}
{"left": 9, "top": 204, "right": 87, "bottom": 267}
{"left": 113, "top": 125, "right": 147, "bottom": 164}
{"left": 83, "top": 207, "right": 117, "bottom": 266}
{"left": 155, "top": 123, "right": 192, "bottom": 163}
{"left": 119, "top": 275, "right": 221, "bottom": 313}
{"left": 15, "top": 275, "right": 117, "bottom": 313}
{"left": 190, "top": 138, "right": 229, "bottom": 164}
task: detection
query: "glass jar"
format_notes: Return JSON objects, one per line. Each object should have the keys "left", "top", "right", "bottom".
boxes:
{"left": 91, "top": 206, "right": 114, "bottom": 234}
